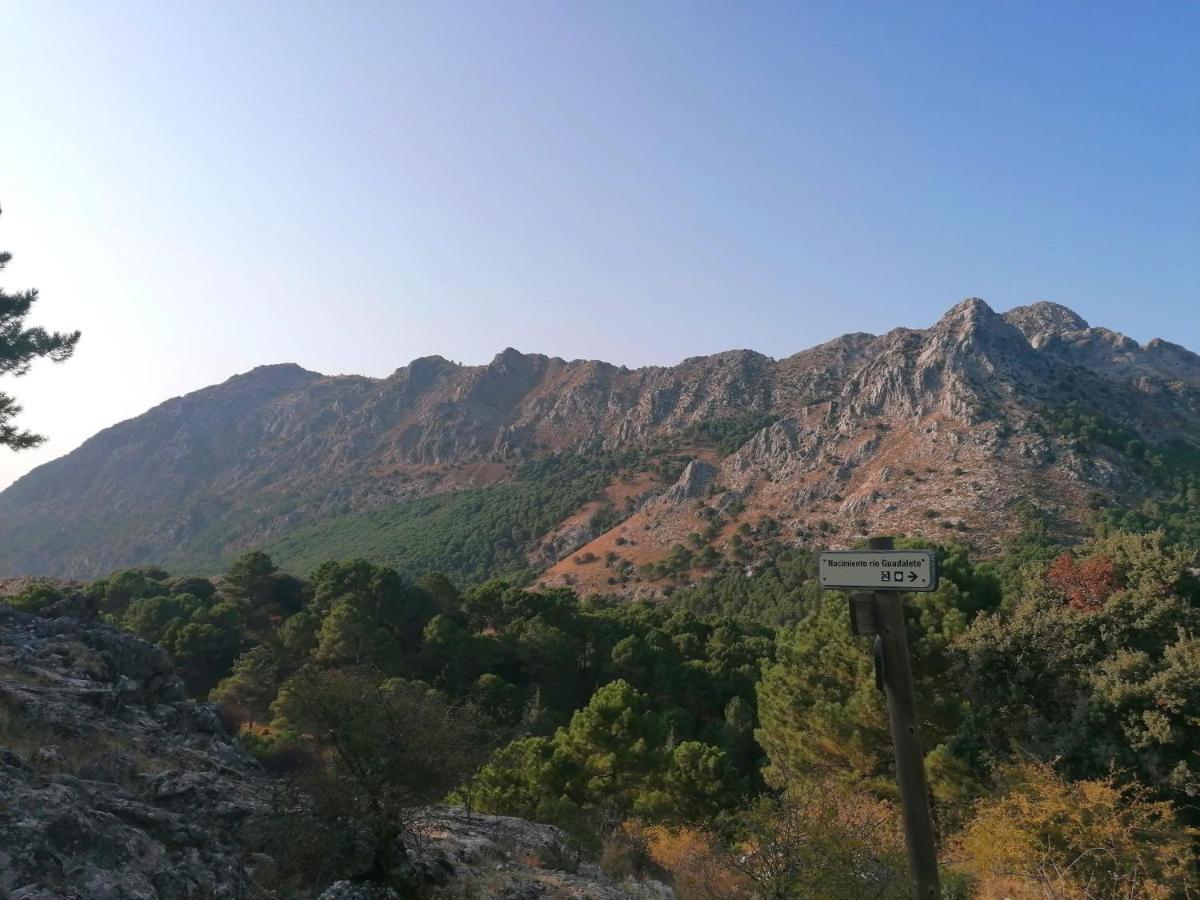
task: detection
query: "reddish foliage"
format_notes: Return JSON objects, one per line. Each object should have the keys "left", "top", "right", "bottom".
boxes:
{"left": 1046, "top": 552, "right": 1120, "bottom": 612}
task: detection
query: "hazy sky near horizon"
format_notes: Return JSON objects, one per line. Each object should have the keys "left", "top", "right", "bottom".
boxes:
{"left": 1, "top": 1, "right": 1198, "bottom": 489}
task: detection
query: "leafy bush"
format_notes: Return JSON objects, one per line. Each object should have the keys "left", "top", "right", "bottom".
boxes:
{"left": 958, "top": 760, "right": 1198, "bottom": 899}
{"left": 727, "top": 779, "right": 910, "bottom": 899}
{"left": 952, "top": 532, "right": 1200, "bottom": 812}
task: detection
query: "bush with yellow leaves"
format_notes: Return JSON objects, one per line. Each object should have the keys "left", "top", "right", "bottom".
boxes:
{"left": 957, "top": 760, "right": 1197, "bottom": 899}
{"left": 643, "top": 825, "right": 752, "bottom": 900}
{"left": 727, "top": 777, "right": 912, "bottom": 899}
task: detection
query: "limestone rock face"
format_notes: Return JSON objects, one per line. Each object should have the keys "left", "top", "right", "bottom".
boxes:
{"left": 663, "top": 460, "right": 716, "bottom": 504}
{"left": 410, "top": 808, "right": 674, "bottom": 900}
{"left": 1005, "top": 301, "right": 1200, "bottom": 386}
{"left": 0, "top": 607, "right": 271, "bottom": 899}
{"left": 1003, "top": 301, "right": 1090, "bottom": 344}
{"left": 318, "top": 884, "right": 401, "bottom": 900}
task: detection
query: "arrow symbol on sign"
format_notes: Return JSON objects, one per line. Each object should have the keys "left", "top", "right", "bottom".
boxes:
{"left": 907, "top": 571, "right": 918, "bottom": 582}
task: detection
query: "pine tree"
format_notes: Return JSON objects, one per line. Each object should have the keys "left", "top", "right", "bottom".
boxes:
{"left": 0, "top": 207, "right": 81, "bottom": 449}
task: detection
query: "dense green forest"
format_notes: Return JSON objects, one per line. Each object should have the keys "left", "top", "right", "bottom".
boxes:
{"left": 165, "top": 449, "right": 690, "bottom": 582}
{"left": 9, "top": 489, "right": 1200, "bottom": 898}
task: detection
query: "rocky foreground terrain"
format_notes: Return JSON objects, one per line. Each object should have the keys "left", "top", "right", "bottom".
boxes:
{"left": 0, "top": 603, "right": 671, "bottom": 899}
{"left": 1, "top": 298, "right": 1197, "bottom": 586}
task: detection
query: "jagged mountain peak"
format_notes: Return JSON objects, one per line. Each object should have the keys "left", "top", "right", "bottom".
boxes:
{"left": 238, "top": 361, "right": 318, "bottom": 376}
{"left": 1135, "top": 339, "right": 1200, "bottom": 384}
{"left": 403, "top": 354, "right": 457, "bottom": 370}
{"left": 678, "top": 348, "right": 773, "bottom": 366}
{"left": 930, "top": 297, "right": 1019, "bottom": 341}
{"left": 997, "top": 304, "right": 1200, "bottom": 387}
{"left": 942, "top": 295, "right": 996, "bottom": 319}
{"left": 837, "top": 298, "right": 1041, "bottom": 423}
{"left": 219, "top": 362, "right": 323, "bottom": 390}
{"left": 923, "top": 298, "right": 1038, "bottom": 363}
{"left": 1004, "top": 301, "right": 1090, "bottom": 339}
{"left": 392, "top": 353, "right": 457, "bottom": 377}
{"left": 489, "top": 346, "right": 537, "bottom": 366}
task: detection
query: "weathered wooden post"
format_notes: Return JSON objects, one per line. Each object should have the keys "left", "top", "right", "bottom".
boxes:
{"left": 820, "top": 536, "right": 941, "bottom": 899}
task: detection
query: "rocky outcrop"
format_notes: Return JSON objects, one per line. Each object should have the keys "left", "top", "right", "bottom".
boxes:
{"left": 1003, "top": 301, "right": 1090, "bottom": 344}
{"left": 841, "top": 298, "right": 1050, "bottom": 424}
{"left": 318, "top": 884, "right": 401, "bottom": 900}
{"left": 1005, "top": 302, "right": 1200, "bottom": 389}
{"left": 0, "top": 606, "right": 272, "bottom": 898}
{"left": 663, "top": 460, "right": 716, "bottom": 504}
{"left": 410, "top": 808, "right": 673, "bottom": 899}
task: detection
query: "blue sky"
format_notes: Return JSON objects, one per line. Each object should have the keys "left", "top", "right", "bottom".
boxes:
{"left": 1, "top": 1, "right": 1197, "bottom": 488}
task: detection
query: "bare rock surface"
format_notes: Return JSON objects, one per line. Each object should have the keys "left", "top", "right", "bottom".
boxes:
{"left": 317, "top": 884, "right": 401, "bottom": 900}
{"left": 0, "top": 606, "right": 271, "bottom": 899}
{"left": 412, "top": 808, "right": 673, "bottom": 900}
{"left": 662, "top": 460, "right": 715, "bottom": 504}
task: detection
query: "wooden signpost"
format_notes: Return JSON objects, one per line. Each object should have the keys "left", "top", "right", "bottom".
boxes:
{"left": 818, "top": 537, "right": 941, "bottom": 899}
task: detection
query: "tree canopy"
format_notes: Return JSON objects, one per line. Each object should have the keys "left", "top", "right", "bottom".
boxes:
{"left": 9, "top": 524, "right": 1200, "bottom": 896}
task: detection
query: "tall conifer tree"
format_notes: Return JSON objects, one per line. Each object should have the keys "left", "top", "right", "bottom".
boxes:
{"left": 0, "top": 207, "right": 81, "bottom": 449}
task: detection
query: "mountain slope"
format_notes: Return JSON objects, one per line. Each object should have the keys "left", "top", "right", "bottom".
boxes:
{"left": 2, "top": 298, "right": 1197, "bottom": 582}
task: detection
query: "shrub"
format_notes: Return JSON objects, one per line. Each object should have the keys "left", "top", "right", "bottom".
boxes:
{"left": 644, "top": 826, "right": 750, "bottom": 900}
{"left": 599, "top": 823, "right": 664, "bottom": 882}
{"left": 729, "top": 779, "right": 910, "bottom": 899}
{"left": 958, "top": 760, "right": 1198, "bottom": 899}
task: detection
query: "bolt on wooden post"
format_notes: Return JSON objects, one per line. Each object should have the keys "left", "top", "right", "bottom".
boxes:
{"left": 819, "top": 536, "right": 941, "bottom": 899}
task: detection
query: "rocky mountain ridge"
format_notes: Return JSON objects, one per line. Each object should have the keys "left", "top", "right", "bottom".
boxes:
{"left": 1, "top": 298, "right": 1197, "bottom": 583}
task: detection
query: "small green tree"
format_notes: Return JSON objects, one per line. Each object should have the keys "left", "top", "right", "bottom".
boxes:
{"left": 223, "top": 550, "right": 279, "bottom": 603}
{"left": 0, "top": 208, "right": 81, "bottom": 449}
{"left": 160, "top": 598, "right": 246, "bottom": 695}
{"left": 309, "top": 558, "right": 435, "bottom": 650}
{"left": 655, "top": 740, "right": 742, "bottom": 822}
{"left": 464, "top": 681, "right": 668, "bottom": 826}
{"left": 756, "top": 594, "right": 891, "bottom": 787}
{"left": 210, "top": 641, "right": 285, "bottom": 726}
{"left": 553, "top": 679, "right": 666, "bottom": 813}
{"left": 456, "top": 735, "right": 562, "bottom": 821}
{"left": 222, "top": 550, "right": 306, "bottom": 635}
{"left": 6, "top": 581, "right": 65, "bottom": 613}
{"left": 98, "top": 566, "right": 170, "bottom": 616}
{"left": 313, "top": 594, "right": 405, "bottom": 672}
{"left": 123, "top": 593, "right": 193, "bottom": 644}
{"left": 271, "top": 668, "right": 491, "bottom": 890}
